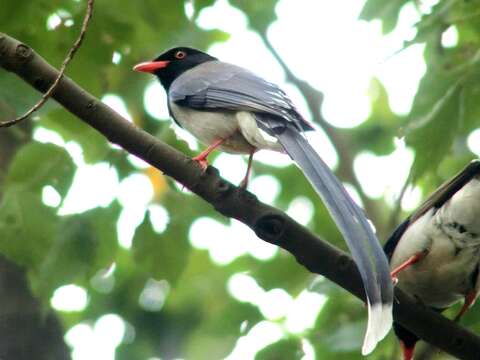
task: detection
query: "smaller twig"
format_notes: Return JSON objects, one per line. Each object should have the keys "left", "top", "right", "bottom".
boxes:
{"left": 259, "top": 31, "right": 383, "bottom": 227}
{"left": 0, "top": 0, "right": 94, "bottom": 128}
{"left": 259, "top": 32, "right": 325, "bottom": 123}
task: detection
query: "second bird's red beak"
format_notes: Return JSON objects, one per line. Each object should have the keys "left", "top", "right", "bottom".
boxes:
{"left": 133, "top": 60, "right": 170, "bottom": 73}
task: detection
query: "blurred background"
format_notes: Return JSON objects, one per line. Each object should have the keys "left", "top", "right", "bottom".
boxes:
{"left": 1, "top": 0, "right": 480, "bottom": 359}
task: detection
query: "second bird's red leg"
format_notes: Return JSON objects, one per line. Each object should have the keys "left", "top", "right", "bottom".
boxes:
{"left": 391, "top": 249, "right": 429, "bottom": 283}
{"left": 400, "top": 341, "right": 415, "bottom": 360}
{"left": 454, "top": 291, "right": 478, "bottom": 322}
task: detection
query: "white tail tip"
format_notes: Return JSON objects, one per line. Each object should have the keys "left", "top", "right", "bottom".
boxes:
{"left": 361, "top": 301, "right": 393, "bottom": 355}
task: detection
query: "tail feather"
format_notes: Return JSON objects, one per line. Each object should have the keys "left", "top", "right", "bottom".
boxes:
{"left": 265, "top": 121, "right": 393, "bottom": 354}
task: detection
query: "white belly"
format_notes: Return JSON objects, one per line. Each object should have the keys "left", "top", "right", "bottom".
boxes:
{"left": 169, "top": 103, "right": 283, "bottom": 154}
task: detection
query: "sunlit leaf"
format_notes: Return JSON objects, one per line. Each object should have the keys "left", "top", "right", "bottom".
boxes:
{"left": 406, "top": 81, "right": 462, "bottom": 180}
{"left": 359, "top": 0, "right": 409, "bottom": 34}
{"left": 230, "top": 0, "right": 278, "bottom": 33}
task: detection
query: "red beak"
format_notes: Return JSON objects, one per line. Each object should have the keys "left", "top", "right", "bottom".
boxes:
{"left": 133, "top": 60, "right": 170, "bottom": 73}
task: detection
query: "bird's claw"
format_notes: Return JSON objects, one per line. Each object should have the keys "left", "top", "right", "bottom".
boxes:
{"left": 192, "top": 156, "right": 209, "bottom": 171}
{"left": 239, "top": 178, "right": 248, "bottom": 189}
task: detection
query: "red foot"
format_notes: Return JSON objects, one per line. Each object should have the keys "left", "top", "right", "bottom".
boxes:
{"left": 192, "top": 155, "right": 209, "bottom": 171}
{"left": 191, "top": 138, "right": 226, "bottom": 172}
{"left": 239, "top": 178, "right": 248, "bottom": 189}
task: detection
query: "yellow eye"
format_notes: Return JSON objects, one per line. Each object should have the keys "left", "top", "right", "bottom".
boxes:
{"left": 175, "top": 51, "right": 186, "bottom": 59}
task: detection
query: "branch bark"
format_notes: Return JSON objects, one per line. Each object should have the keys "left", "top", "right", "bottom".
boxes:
{"left": 1, "top": 33, "right": 479, "bottom": 359}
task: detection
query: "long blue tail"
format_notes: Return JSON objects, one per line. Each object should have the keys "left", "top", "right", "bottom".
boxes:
{"left": 263, "top": 119, "right": 393, "bottom": 355}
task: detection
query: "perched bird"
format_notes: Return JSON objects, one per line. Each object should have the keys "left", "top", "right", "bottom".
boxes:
{"left": 385, "top": 160, "right": 480, "bottom": 359}
{"left": 133, "top": 47, "right": 393, "bottom": 354}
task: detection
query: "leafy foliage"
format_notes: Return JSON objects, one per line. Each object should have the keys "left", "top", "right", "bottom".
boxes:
{"left": 0, "top": 190, "right": 58, "bottom": 267}
{"left": 5, "top": 142, "right": 75, "bottom": 196}
{"left": 1, "top": 0, "right": 480, "bottom": 359}
{"left": 368, "top": 0, "right": 480, "bottom": 180}
{"left": 359, "top": 0, "right": 410, "bottom": 34}
{"left": 132, "top": 209, "right": 189, "bottom": 284}
{"left": 230, "top": 0, "right": 278, "bottom": 33}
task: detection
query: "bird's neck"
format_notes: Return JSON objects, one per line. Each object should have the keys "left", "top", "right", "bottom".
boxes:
{"left": 157, "top": 58, "right": 217, "bottom": 92}
{"left": 156, "top": 73, "right": 176, "bottom": 92}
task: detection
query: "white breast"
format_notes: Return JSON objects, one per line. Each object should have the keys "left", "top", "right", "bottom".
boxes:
{"left": 169, "top": 102, "right": 282, "bottom": 154}
{"left": 391, "top": 180, "right": 480, "bottom": 308}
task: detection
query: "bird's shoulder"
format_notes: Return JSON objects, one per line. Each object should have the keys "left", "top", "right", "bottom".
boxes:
{"left": 384, "top": 160, "right": 480, "bottom": 259}
{"left": 170, "top": 61, "right": 294, "bottom": 108}
{"left": 410, "top": 160, "right": 480, "bottom": 223}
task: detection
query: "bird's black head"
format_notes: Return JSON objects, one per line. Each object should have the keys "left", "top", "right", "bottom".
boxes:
{"left": 133, "top": 47, "right": 217, "bottom": 90}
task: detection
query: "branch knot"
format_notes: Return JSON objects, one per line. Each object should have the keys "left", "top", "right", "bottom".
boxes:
{"left": 336, "top": 254, "right": 352, "bottom": 272}
{"left": 254, "top": 214, "right": 286, "bottom": 244}
{"left": 15, "top": 44, "right": 32, "bottom": 62}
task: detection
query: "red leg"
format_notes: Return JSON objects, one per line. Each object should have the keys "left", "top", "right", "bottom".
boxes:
{"left": 391, "top": 249, "right": 429, "bottom": 282}
{"left": 400, "top": 341, "right": 415, "bottom": 360}
{"left": 239, "top": 150, "right": 256, "bottom": 189}
{"left": 192, "top": 138, "right": 226, "bottom": 171}
{"left": 454, "top": 290, "right": 477, "bottom": 322}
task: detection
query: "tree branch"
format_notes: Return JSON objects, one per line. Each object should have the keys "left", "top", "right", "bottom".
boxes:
{"left": 1, "top": 33, "right": 479, "bottom": 359}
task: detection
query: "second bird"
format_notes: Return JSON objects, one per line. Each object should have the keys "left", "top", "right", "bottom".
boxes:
{"left": 386, "top": 160, "right": 480, "bottom": 360}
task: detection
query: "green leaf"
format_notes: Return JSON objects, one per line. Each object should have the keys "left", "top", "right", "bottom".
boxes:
{"left": 460, "top": 73, "right": 480, "bottom": 133}
{"left": 250, "top": 253, "right": 309, "bottom": 294}
{"left": 192, "top": 0, "right": 217, "bottom": 17}
{"left": 406, "top": 81, "right": 462, "bottom": 180}
{"left": 132, "top": 209, "right": 189, "bottom": 284}
{"left": 40, "top": 110, "right": 110, "bottom": 163}
{"left": 0, "top": 72, "right": 59, "bottom": 118}
{"left": 359, "top": 0, "right": 409, "bottom": 34}
{"left": 5, "top": 141, "right": 75, "bottom": 197}
{"left": 0, "top": 190, "right": 58, "bottom": 267}
{"left": 31, "top": 204, "right": 120, "bottom": 298}
{"left": 309, "top": 276, "right": 343, "bottom": 297}
{"left": 314, "top": 320, "right": 365, "bottom": 354}
{"left": 255, "top": 338, "right": 303, "bottom": 360}
{"left": 353, "top": 78, "right": 400, "bottom": 156}
{"left": 0, "top": 98, "right": 16, "bottom": 120}
{"left": 230, "top": 0, "right": 278, "bottom": 33}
